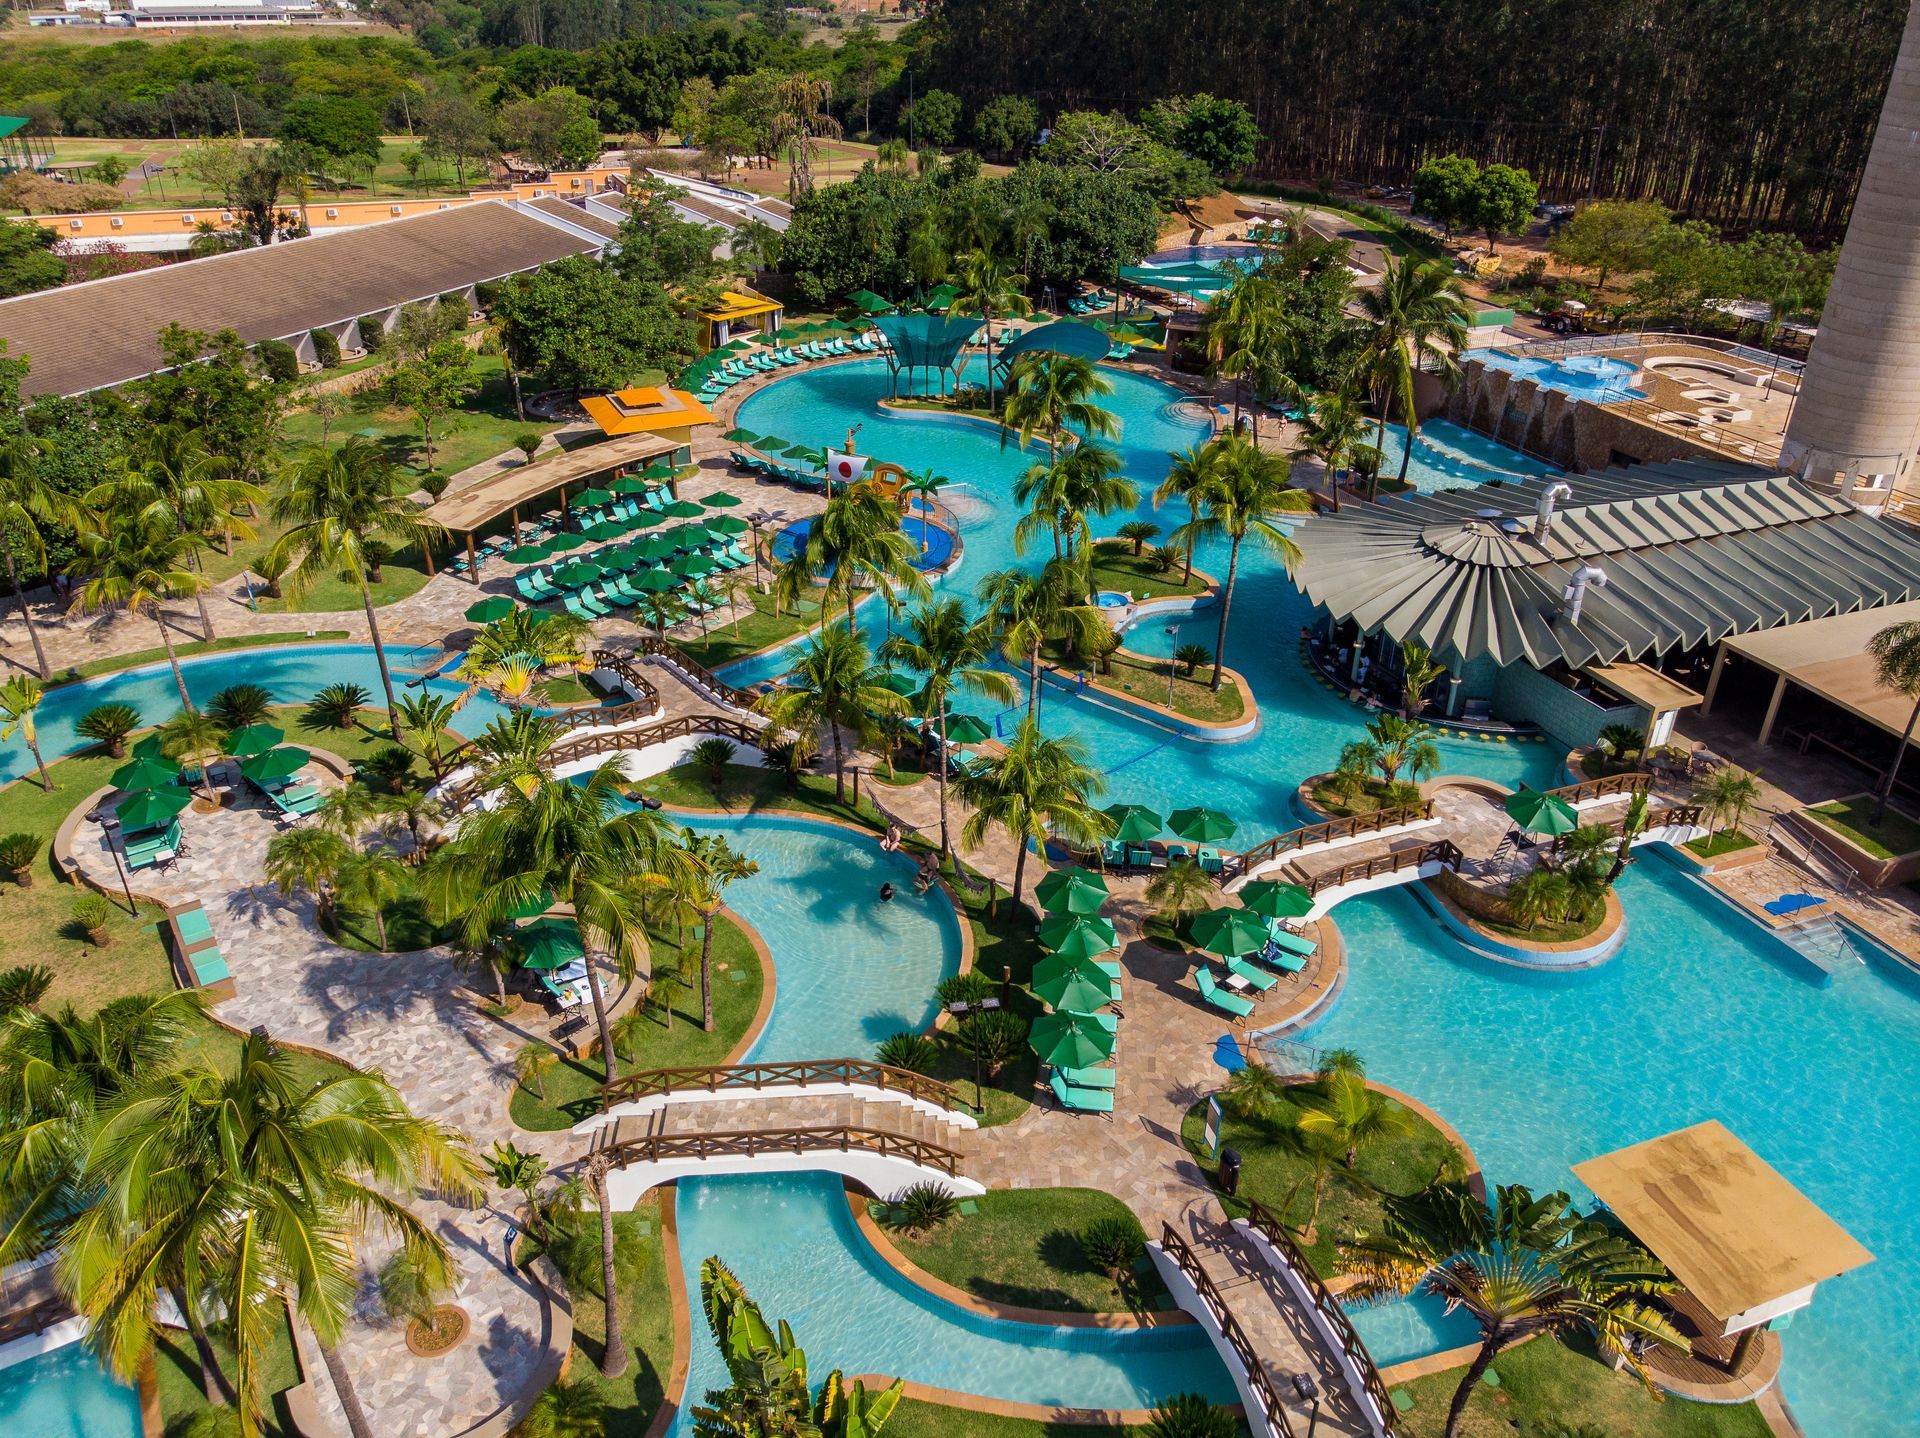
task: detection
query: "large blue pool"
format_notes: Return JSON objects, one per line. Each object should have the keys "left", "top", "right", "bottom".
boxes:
{"left": 0, "top": 1341, "right": 141, "bottom": 1437}
{"left": 1467, "top": 349, "right": 1647, "bottom": 403}
{"left": 773, "top": 514, "right": 956, "bottom": 573}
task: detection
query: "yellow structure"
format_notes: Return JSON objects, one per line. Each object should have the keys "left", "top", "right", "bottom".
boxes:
{"left": 578, "top": 386, "right": 717, "bottom": 446}
{"left": 688, "top": 287, "right": 784, "bottom": 350}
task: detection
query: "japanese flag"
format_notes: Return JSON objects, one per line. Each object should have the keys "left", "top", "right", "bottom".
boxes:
{"left": 826, "top": 449, "right": 870, "bottom": 484}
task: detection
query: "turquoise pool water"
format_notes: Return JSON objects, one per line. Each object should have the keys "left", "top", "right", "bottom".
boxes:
{"left": 671, "top": 1171, "right": 1236, "bottom": 1431}
{"left": 1467, "top": 349, "right": 1647, "bottom": 403}
{"left": 1371, "top": 419, "right": 1561, "bottom": 492}
{"left": 1300, "top": 851, "right": 1920, "bottom": 1438}
{"left": 0, "top": 1342, "right": 142, "bottom": 1437}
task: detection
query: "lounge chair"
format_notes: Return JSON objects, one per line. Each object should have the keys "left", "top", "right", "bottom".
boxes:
{"left": 1165, "top": 843, "right": 1192, "bottom": 864}
{"left": 1050, "top": 1070, "right": 1115, "bottom": 1113}
{"left": 1227, "top": 957, "right": 1279, "bottom": 992}
{"left": 1195, "top": 967, "right": 1255, "bottom": 1018}
{"left": 1196, "top": 847, "right": 1224, "bottom": 875}
{"left": 1125, "top": 845, "right": 1153, "bottom": 869}
{"left": 1058, "top": 1064, "right": 1116, "bottom": 1089}
{"left": 1069, "top": 1008, "right": 1119, "bottom": 1034}
{"left": 1267, "top": 926, "right": 1317, "bottom": 959}
{"left": 1255, "top": 942, "right": 1307, "bottom": 976}
{"left": 1099, "top": 839, "right": 1129, "bottom": 869}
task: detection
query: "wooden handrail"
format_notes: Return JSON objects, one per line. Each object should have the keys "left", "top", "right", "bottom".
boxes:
{"left": 1233, "top": 800, "right": 1435, "bottom": 874}
{"left": 1300, "top": 838, "right": 1462, "bottom": 897}
{"left": 1159, "top": 1224, "right": 1296, "bottom": 1438}
{"left": 596, "top": 1123, "right": 963, "bottom": 1177}
{"left": 599, "top": 1058, "right": 962, "bottom": 1114}
{"left": 1243, "top": 1199, "right": 1396, "bottom": 1434}
{"left": 1541, "top": 771, "right": 1653, "bottom": 805}
{"left": 633, "top": 634, "right": 757, "bottom": 710}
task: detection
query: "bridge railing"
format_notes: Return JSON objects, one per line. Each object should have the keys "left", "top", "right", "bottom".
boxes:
{"left": 1159, "top": 1224, "right": 1296, "bottom": 1438}
{"left": 632, "top": 634, "right": 759, "bottom": 711}
{"left": 599, "top": 1059, "right": 962, "bottom": 1114}
{"left": 1300, "top": 839, "right": 1463, "bottom": 897}
{"left": 1231, "top": 801, "right": 1435, "bottom": 877}
{"left": 597, "top": 1124, "right": 963, "bottom": 1177}
{"left": 1243, "top": 1199, "right": 1396, "bottom": 1435}
{"left": 1542, "top": 771, "right": 1653, "bottom": 805}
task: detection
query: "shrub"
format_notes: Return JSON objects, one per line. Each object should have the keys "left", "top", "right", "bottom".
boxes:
{"left": 71, "top": 894, "right": 113, "bottom": 944}
{"left": 309, "top": 328, "right": 342, "bottom": 368}
{"left": 0, "top": 963, "right": 53, "bottom": 1013}
{"left": 1080, "top": 1212, "right": 1146, "bottom": 1278}
{"left": 209, "top": 683, "right": 274, "bottom": 730}
{"left": 421, "top": 472, "right": 452, "bottom": 498}
{"left": 936, "top": 970, "right": 994, "bottom": 1008}
{"left": 256, "top": 339, "right": 299, "bottom": 383}
{"left": 876, "top": 1031, "right": 937, "bottom": 1073}
{"left": 76, "top": 701, "right": 141, "bottom": 757}
{"left": 359, "top": 743, "right": 417, "bottom": 794}
{"left": 1174, "top": 643, "right": 1212, "bottom": 677}
{"left": 363, "top": 538, "right": 394, "bottom": 583}
{"left": 251, "top": 548, "right": 293, "bottom": 599}
{"left": 1144, "top": 1393, "right": 1238, "bottom": 1438}
{"left": 1596, "top": 722, "right": 1644, "bottom": 761}
{"left": 0, "top": 833, "right": 42, "bottom": 885}
{"left": 689, "top": 736, "right": 736, "bottom": 794}
{"left": 1147, "top": 544, "right": 1183, "bottom": 574}
{"left": 358, "top": 318, "right": 387, "bottom": 354}
{"left": 305, "top": 682, "right": 371, "bottom": 730}
{"left": 1220, "top": 1061, "right": 1290, "bottom": 1121}
{"left": 954, "top": 1008, "right": 1026, "bottom": 1076}
{"left": 885, "top": 1181, "right": 959, "bottom": 1233}
{"left": 515, "top": 431, "right": 543, "bottom": 464}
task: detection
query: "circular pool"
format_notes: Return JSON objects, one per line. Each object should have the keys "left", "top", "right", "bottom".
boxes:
{"left": 772, "top": 515, "right": 954, "bottom": 572}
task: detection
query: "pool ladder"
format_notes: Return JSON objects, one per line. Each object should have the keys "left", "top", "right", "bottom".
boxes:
{"left": 1778, "top": 917, "right": 1868, "bottom": 983}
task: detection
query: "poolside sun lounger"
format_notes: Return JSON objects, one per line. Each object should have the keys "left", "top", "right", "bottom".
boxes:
{"left": 1069, "top": 1008, "right": 1119, "bottom": 1034}
{"left": 1195, "top": 968, "right": 1255, "bottom": 1018}
{"left": 1255, "top": 942, "right": 1307, "bottom": 975}
{"left": 1059, "top": 1064, "right": 1116, "bottom": 1089}
{"left": 1227, "top": 957, "right": 1279, "bottom": 992}
{"left": 1050, "top": 1070, "right": 1115, "bottom": 1113}
{"left": 1196, "top": 847, "right": 1224, "bottom": 875}
{"left": 1266, "top": 926, "right": 1317, "bottom": 959}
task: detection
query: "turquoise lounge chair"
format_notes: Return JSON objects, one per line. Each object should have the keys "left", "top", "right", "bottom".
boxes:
{"left": 1195, "top": 968, "right": 1254, "bottom": 1018}
{"left": 1227, "top": 957, "right": 1279, "bottom": 992}
{"left": 1267, "top": 926, "right": 1317, "bottom": 959}
{"left": 1196, "top": 847, "right": 1224, "bottom": 875}
{"left": 1255, "top": 943, "right": 1308, "bottom": 976}
{"left": 1059, "top": 1064, "right": 1116, "bottom": 1089}
{"left": 1050, "top": 1070, "right": 1115, "bottom": 1113}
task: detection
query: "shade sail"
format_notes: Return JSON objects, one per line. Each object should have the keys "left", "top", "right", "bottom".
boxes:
{"left": 996, "top": 320, "right": 1115, "bottom": 369}
{"left": 873, "top": 313, "right": 983, "bottom": 372}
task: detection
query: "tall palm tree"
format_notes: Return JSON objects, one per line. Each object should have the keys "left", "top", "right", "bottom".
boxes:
{"left": 769, "top": 74, "right": 841, "bottom": 201}
{"left": 1295, "top": 1070, "right": 1415, "bottom": 1169}
{"left": 1001, "top": 353, "right": 1116, "bottom": 464}
{"left": 1690, "top": 764, "right": 1761, "bottom": 839}
{"left": 425, "top": 756, "right": 699, "bottom": 1091}
{"left": 0, "top": 676, "right": 52, "bottom": 791}
{"left": 1202, "top": 271, "right": 1283, "bottom": 426}
{"left": 1359, "top": 255, "right": 1470, "bottom": 499}
{"left": 777, "top": 482, "right": 926, "bottom": 634}
{"left": 156, "top": 708, "right": 227, "bottom": 801}
{"left": 950, "top": 247, "right": 1032, "bottom": 408}
{"left": 1398, "top": 640, "right": 1447, "bottom": 719}
{"left": 269, "top": 437, "right": 444, "bottom": 739}
{"left": 1340, "top": 1183, "right": 1684, "bottom": 1438}
{"left": 901, "top": 469, "right": 948, "bottom": 544}
{"left": 680, "top": 830, "right": 759, "bottom": 1032}
{"left": 1155, "top": 442, "right": 1219, "bottom": 586}
{"left": 1867, "top": 619, "right": 1920, "bottom": 824}
{"left": 67, "top": 514, "right": 210, "bottom": 712}
{"left": 880, "top": 599, "right": 1018, "bottom": 861}
{"left": 976, "top": 562, "right": 1074, "bottom": 715}
{"left": 1291, "top": 384, "right": 1373, "bottom": 513}
{"left": 1173, "top": 436, "right": 1310, "bottom": 691}
{"left": 0, "top": 440, "right": 72, "bottom": 679}
{"left": 1012, "top": 441, "right": 1136, "bottom": 573}
{"left": 264, "top": 827, "right": 353, "bottom": 923}
{"left": 955, "top": 717, "right": 1108, "bottom": 910}
{"left": 754, "top": 626, "right": 905, "bottom": 804}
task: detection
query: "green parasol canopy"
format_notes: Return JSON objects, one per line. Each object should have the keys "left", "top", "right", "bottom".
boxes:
{"left": 673, "top": 553, "right": 720, "bottom": 579}
{"left": 627, "top": 567, "right": 679, "bottom": 592}
{"left": 847, "top": 289, "right": 895, "bottom": 315}
{"left": 661, "top": 499, "right": 706, "bottom": 519}
{"left": 944, "top": 714, "right": 992, "bottom": 745}
{"left": 224, "top": 723, "right": 285, "bottom": 758}
{"left": 506, "top": 886, "right": 555, "bottom": 919}
{"left": 723, "top": 428, "right": 759, "bottom": 444}
{"left": 643, "top": 462, "right": 678, "bottom": 482}
{"left": 1101, "top": 803, "right": 1163, "bottom": 843}
{"left": 240, "top": 746, "right": 311, "bottom": 785}
{"left": 582, "top": 521, "right": 625, "bottom": 542}
{"left": 1504, "top": 788, "right": 1579, "bottom": 836}
{"left": 702, "top": 491, "right": 743, "bottom": 508}
{"left": 609, "top": 475, "right": 652, "bottom": 495}
{"left": 506, "top": 543, "right": 553, "bottom": 563}
{"left": 112, "top": 756, "right": 180, "bottom": 791}
{"left": 1036, "top": 866, "right": 1111, "bottom": 916}
{"left": 571, "top": 487, "right": 615, "bottom": 508}
{"left": 1188, "top": 907, "right": 1271, "bottom": 959}
{"left": 1032, "top": 954, "right": 1115, "bottom": 1013}
{"left": 754, "top": 434, "right": 788, "bottom": 453}
{"left": 1168, "top": 807, "right": 1237, "bottom": 844}
{"left": 703, "top": 514, "right": 749, "bottom": 536}
{"left": 1035, "top": 913, "right": 1118, "bottom": 961}
{"left": 554, "top": 560, "right": 603, "bottom": 587}
{"left": 464, "top": 595, "right": 518, "bottom": 624}
{"left": 1029, "top": 1010, "right": 1115, "bottom": 1069}
{"left": 630, "top": 534, "right": 680, "bottom": 561}
{"left": 781, "top": 442, "right": 822, "bottom": 460}
{"left": 545, "top": 532, "right": 587, "bottom": 552}
{"left": 516, "top": 916, "right": 585, "bottom": 971}
{"left": 1238, "top": 880, "right": 1315, "bottom": 921}
{"left": 874, "top": 671, "right": 919, "bottom": 698}
{"left": 116, "top": 786, "right": 191, "bottom": 831}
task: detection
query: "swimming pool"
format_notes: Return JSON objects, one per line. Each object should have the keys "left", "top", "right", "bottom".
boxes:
{"left": 1367, "top": 419, "right": 1560, "bottom": 493}
{"left": 1299, "top": 851, "right": 1920, "bottom": 1438}
{"left": 772, "top": 515, "right": 956, "bottom": 573}
{"left": 1467, "top": 350, "right": 1647, "bottom": 403}
{"left": 0, "top": 1340, "right": 142, "bottom": 1438}
{"left": 671, "top": 1171, "right": 1236, "bottom": 1433}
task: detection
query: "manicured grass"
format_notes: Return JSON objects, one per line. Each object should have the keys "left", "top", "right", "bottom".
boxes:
{"left": 1308, "top": 776, "right": 1423, "bottom": 818}
{"left": 153, "top": 1303, "right": 306, "bottom": 1438}
{"left": 885, "top": 1187, "right": 1168, "bottom": 1314}
{"left": 1684, "top": 830, "right": 1760, "bottom": 860}
{"left": 1095, "top": 648, "right": 1245, "bottom": 724}
{"left": 1087, "top": 540, "right": 1209, "bottom": 600}
{"left": 54, "top": 630, "right": 351, "bottom": 685}
{"left": 249, "top": 541, "right": 436, "bottom": 615}
{"left": 1805, "top": 797, "right": 1920, "bottom": 859}
{"left": 1466, "top": 903, "right": 1606, "bottom": 945}
{"left": 1393, "top": 1331, "right": 1770, "bottom": 1438}
{"left": 1180, "top": 1081, "right": 1457, "bottom": 1278}
{"left": 883, "top": 1401, "right": 1162, "bottom": 1438}
{"left": 673, "top": 585, "right": 828, "bottom": 671}
{"left": 507, "top": 913, "right": 765, "bottom": 1131}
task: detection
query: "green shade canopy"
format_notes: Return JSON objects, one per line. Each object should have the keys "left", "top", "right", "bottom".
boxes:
{"left": 754, "top": 434, "right": 788, "bottom": 453}
{"left": 874, "top": 671, "right": 919, "bottom": 698}
{"left": 847, "top": 289, "right": 895, "bottom": 314}
{"left": 1036, "top": 867, "right": 1111, "bottom": 916}
{"left": 702, "top": 491, "right": 743, "bottom": 508}
{"left": 1188, "top": 907, "right": 1271, "bottom": 959}
{"left": 1239, "top": 880, "right": 1315, "bottom": 921}
{"left": 643, "top": 462, "right": 678, "bottom": 482}
{"left": 673, "top": 553, "right": 720, "bottom": 579}
{"left": 571, "top": 486, "right": 614, "bottom": 508}
{"left": 609, "top": 475, "right": 652, "bottom": 495}
{"left": 506, "top": 543, "right": 553, "bottom": 563}
{"left": 240, "top": 746, "right": 311, "bottom": 785}
{"left": 1035, "top": 913, "right": 1118, "bottom": 961}
{"left": 1029, "top": 1010, "right": 1115, "bottom": 1069}
{"left": 554, "top": 560, "right": 604, "bottom": 587}
{"left": 1032, "top": 955, "right": 1114, "bottom": 1013}
{"left": 628, "top": 567, "right": 679, "bottom": 592}
{"left": 582, "top": 521, "right": 626, "bottom": 542}
{"left": 630, "top": 534, "right": 681, "bottom": 561}
{"left": 464, "top": 595, "right": 518, "bottom": 624}
{"left": 116, "top": 786, "right": 191, "bottom": 832}
{"left": 1102, "top": 803, "right": 1163, "bottom": 843}
{"left": 724, "top": 428, "right": 759, "bottom": 444}
{"left": 1168, "top": 807, "right": 1237, "bottom": 844}
{"left": 1505, "top": 788, "right": 1580, "bottom": 836}
{"left": 944, "top": 714, "right": 992, "bottom": 745}
{"left": 545, "top": 532, "right": 587, "bottom": 552}
{"left": 781, "top": 443, "right": 822, "bottom": 460}
{"left": 111, "top": 756, "right": 180, "bottom": 791}
{"left": 661, "top": 500, "right": 706, "bottom": 519}
{"left": 224, "top": 723, "right": 285, "bottom": 758}
{"left": 703, "top": 514, "right": 749, "bottom": 536}
{"left": 516, "top": 916, "right": 586, "bottom": 971}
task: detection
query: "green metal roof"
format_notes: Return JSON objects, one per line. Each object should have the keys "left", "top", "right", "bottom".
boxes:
{"left": 1291, "top": 460, "right": 1920, "bottom": 670}
{"left": 0, "top": 118, "right": 30, "bottom": 140}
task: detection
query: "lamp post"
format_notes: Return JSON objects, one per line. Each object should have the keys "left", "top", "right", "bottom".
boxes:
{"left": 1290, "top": 1372, "right": 1321, "bottom": 1438}
{"left": 99, "top": 815, "right": 137, "bottom": 915}
{"left": 948, "top": 996, "right": 999, "bottom": 1113}
{"left": 1165, "top": 624, "right": 1179, "bottom": 707}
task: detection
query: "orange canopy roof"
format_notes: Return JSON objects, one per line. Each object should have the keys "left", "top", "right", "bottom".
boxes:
{"left": 578, "top": 386, "right": 717, "bottom": 438}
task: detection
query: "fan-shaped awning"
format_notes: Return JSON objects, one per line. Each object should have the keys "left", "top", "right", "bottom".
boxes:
{"left": 996, "top": 320, "right": 1114, "bottom": 369}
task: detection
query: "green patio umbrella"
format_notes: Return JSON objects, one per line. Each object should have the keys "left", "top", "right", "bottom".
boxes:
{"left": 240, "top": 746, "right": 311, "bottom": 786}
{"left": 1032, "top": 955, "right": 1115, "bottom": 1013}
{"left": 515, "top": 916, "right": 585, "bottom": 971}
{"left": 545, "top": 532, "right": 587, "bottom": 552}
{"left": 1029, "top": 1010, "right": 1115, "bottom": 1069}
{"left": 627, "top": 567, "right": 679, "bottom": 592}
{"left": 582, "top": 521, "right": 625, "bottom": 542}
{"left": 609, "top": 475, "right": 652, "bottom": 495}
{"left": 464, "top": 595, "right": 518, "bottom": 624}
{"left": 723, "top": 428, "right": 759, "bottom": 444}
{"left": 506, "top": 543, "right": 553, "bottom": 563}
{"left": 630, "top": 533, "right": 680, "bottom": 562}
{"left": 116, "top": 786, "right": 191, "bottom": 832}
{"left": 1036, "top": 866, "right": 1111, "bottom": 916}
{"left": 644, "top": 462, "right": 678, "bottom": 482}
{"left": 754, "top": 434, "right": 789, "bottom": 453}
{"left": 111, "top": 756, "right": 180, "bottom": 791}
{"left": 702, "top": 491, "right": 744, "bottom": 508}
{"left": 874, "top": 671, "right": 919, "bottom": 698}
{"left": 1188, "top": 907, "right": 1271, "bottom": 959}
{"left": 571, "top": 486, "right": 615, "bottom": 508}
{"left": 1239, "top": 880, "right": 1315, "bottom": 921}
{"left": 674, "top": 553, "right": 721, "bottom": 580}
{"left": 1102, "top": 803, "right": 1163, "bottom": 843}
{"left": 703, "top": 514, "right": 749, "bottom": 536}
{"left": 944, "top": 714, "right": 992, "bottom": 745}
{"left": 1168, "top": 806, "right": 1237, "bottom": 845}
{"left": 1036, "top": 913, "right": 1118, "bottom": 961}
{"left": 554, "top": 560, "right": 603, "bottom": 588}
{"left": 847, "top": 289, "right": 895, "bottom": 315}
{"left": 662, "top": 499, "right": 706, "bottom": 519}
{"left": 782, "top": 443, "right": 823, "bottom": 460}
{"left": 224, "top": 723, "right": 285, "bottom": 758}
{"left": 506, "top": 887, "right": 555, "bottom": 919}
{"left": 1505, "top": 788, "right": 1579, "bottom": 836}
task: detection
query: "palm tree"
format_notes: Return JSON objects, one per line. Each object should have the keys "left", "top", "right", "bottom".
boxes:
{"left": 458, "top": 608, "right": 591, "bottom": 705}
{"left": 955, "top": 716, "right": 1108, "bottom": 910}
{"left": 1174, "top": 436, "right": 1309, "bottom": 691}
{"left": 755, "top": 626, "right": 905, "bottom": 804}
{"left": 264, "top": 827, "right": 352, "bottom": 922}
{"left": 880, "top": 599, "right": 1018, "bottom": 861}
{"left": 1001, "top": 353, "right": 1117, "bottom": 463}
{"left": 1012, "top": 441, "right": 1136, "bottom": 575}
{"left": 338, "top": 849, "right": 408, "bottom": 950}
{"left": 950, "top": 247, "right": 1032, "bottom": 408}
{"left": 769, "top": 74, "right": 841, "bottom": 201}
{"left": 1116, "top": 520, "right": 1161, "bottom": 556}
{"left": 1292, "top": 383, "right": 1372, "bottom": 513}
{"left": 0, "top": 676, "right": 52, "bottom": 791}
{"left": 1295, "top": 1069, "right": 1415, "bottom": 1169}
{"left": 1340, "top": 1183, "right": 1684, "bottom": 1438}
{"left": 393, "top": 692, "right": 465, "bottom": 779}
{"left": 1202, "top": 271, "right": 1283, "bottom": 425}
{"left": 1867, "top": 619, "right": 1920, "bottom": 824}
{"left": 681, "top": 830, "right": 759, "bottom": 1032}
{"left": 1364, "top": 714, "right": 1442, "bottom": 786}
{"left": 1398, "top": 641, "right": 1446, "bottom": 719}
{"left": 583, "top": 1150, "right": 630, "bottom": 1381}
{"left": 520, "top": 1378, "right": 608, "bottom": 1438}
{"left": 901, "top": 469, "right": 948, "bottom": 546}
{"left": 778, "top": 482, "right": 926, "bottom": 634}
{"left": 0, "top": 440, "right": 72, "bottom": 679}
{"left": 67, "top": 515, "right": 210, "bottom": 712}
{"left": 1359, "top": 255, "right": 1470, "bottom": 499}
{"left": 1606, "top": 791, "right": 1650, "bottom": 884}
{"left": 1691, "top": 764, "right": 1761, "bottom": 839}
{"left": 637, "top": 589, "right": 687, "bottom": 638}
{"left": 1145, "top": 858, "right": 1214, "bottom": 926}
{"left": 1504, "top": 867, "right": 1571, "bottom": 930}
{"left": 156, "top": 708, "right": 227, "bottom": 801}
{"left": 1155, "top": 442, "right": 1220, "bottom": 586}
{"left": 976, "top": 562, "right": 1074, "bottom": 715}
{"left": 268, "top": 437, "right": 444, "bottom": 739}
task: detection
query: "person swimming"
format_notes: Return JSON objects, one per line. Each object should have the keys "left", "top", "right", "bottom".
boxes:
{"left": 879, "top": 882, "right": 896, "bottom": 902}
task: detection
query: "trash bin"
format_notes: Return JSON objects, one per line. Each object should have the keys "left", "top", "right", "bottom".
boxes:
{"left": 1219, "top": 1146, "right": 1243, "bottom": 1196}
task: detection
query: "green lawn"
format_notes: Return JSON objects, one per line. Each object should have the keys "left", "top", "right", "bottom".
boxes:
{"left": 1393, "top": 1332, "right": 1770, "bottom": 1438}
{"left": 153, "top": 1303, "right": 306, "bottom": 1438}
{"left": 1684, "top": 830, "right": 1760, "bottom": 860}
{"left": 886, "top": 1187, "right": 1168, "bottom": 1314}
{"left": 1087, "top": 540, "right": 1210, "bottom": 601}
{"left": 1805, "top": 797, "right": 1920, "bottom": 859}
{"left": 508, "top": 914, "right": 766, "bottom": 1131}
{"left": 1095, "top": 647, "right": 1245, "bottom": 724}
{"left": 674, "top": 586, "right": 827, "bottom": 671}
{"left": 1179, "top": 1081, "right": 1457, "bottom": 1278}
